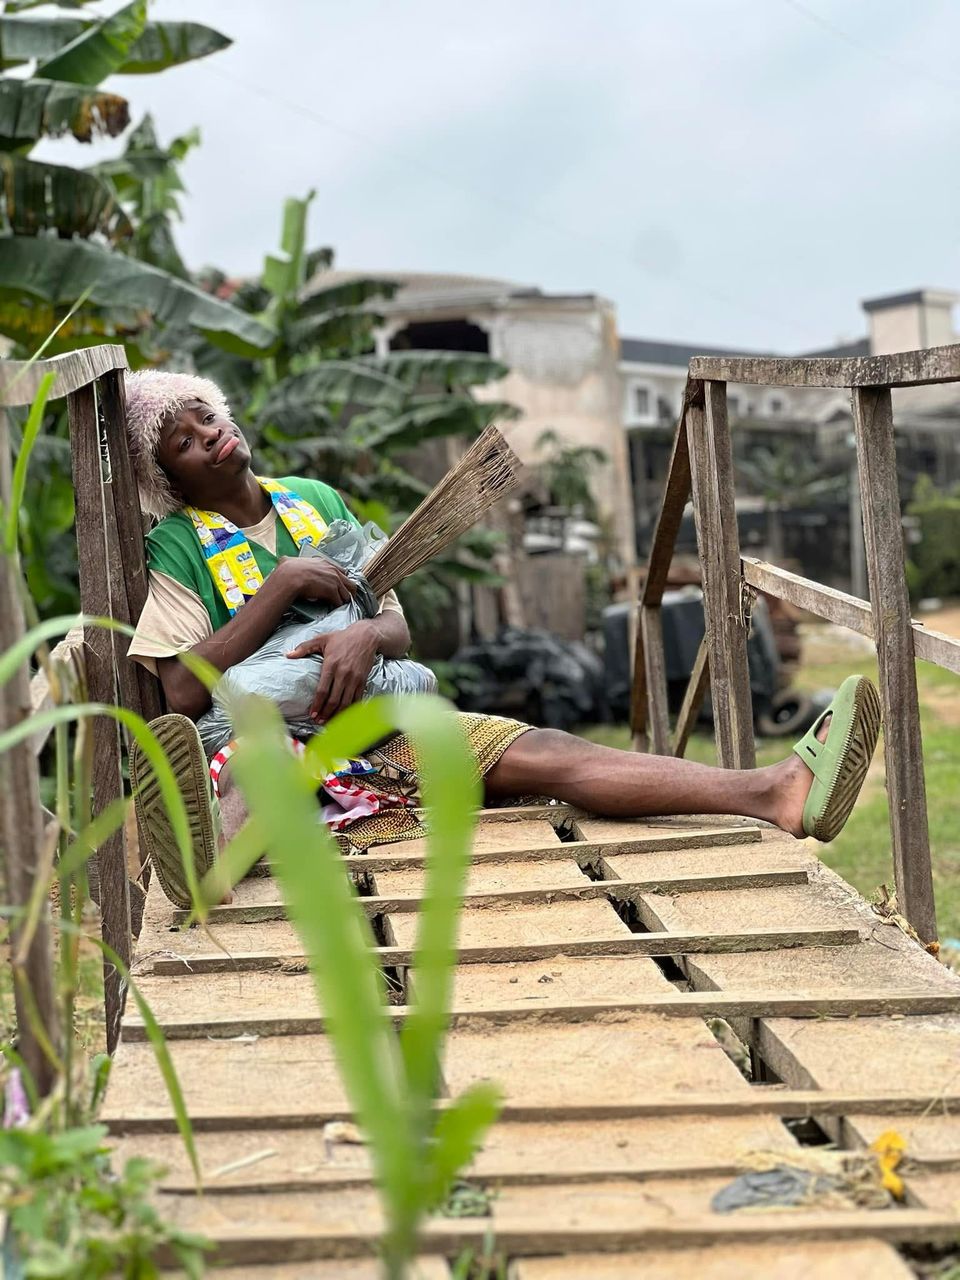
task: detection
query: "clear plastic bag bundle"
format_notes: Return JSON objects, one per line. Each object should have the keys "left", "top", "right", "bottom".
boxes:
{"left": 196, "top": 519, "right": 437, "bottom": 758}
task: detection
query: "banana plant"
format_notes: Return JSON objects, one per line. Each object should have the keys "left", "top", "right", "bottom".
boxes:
{"left": 0, "top": 0, "right": 272, "bottom": 357}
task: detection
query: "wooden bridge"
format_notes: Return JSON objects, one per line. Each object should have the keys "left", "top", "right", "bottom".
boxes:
{"left": 4, "top": 345, "right": 960, "bottom": 1275}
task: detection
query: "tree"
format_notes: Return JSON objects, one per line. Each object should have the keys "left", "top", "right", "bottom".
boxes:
{"left": 0, "top": 0, "right": 273, "bottom": 360}
{"left": 184, "top": 191, "right": 520, "bottom": 628}
{"left": 736, "top": 441, "right": 846, "bottom": 562}
{"left": 0, "top": 3, "right": 276, "bottom": 614}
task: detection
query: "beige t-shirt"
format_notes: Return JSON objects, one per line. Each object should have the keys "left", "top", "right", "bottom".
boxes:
{"left": 128, "top": 507, "right": 402, "bottom": 676}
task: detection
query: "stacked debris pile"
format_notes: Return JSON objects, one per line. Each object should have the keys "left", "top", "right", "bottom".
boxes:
{"left": 450, "top": 627, "right": 606, "bottom": 730}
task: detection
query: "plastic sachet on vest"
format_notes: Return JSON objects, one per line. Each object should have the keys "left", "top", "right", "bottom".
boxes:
{"left": 195, "top": 519, "right": 437, "bottom": 758}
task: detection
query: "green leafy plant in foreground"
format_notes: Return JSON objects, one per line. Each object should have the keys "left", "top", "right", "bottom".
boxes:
{"left": 0, "top": 1123, "right": 209, "bottom": 1279}
{"left": 212, "top": 691, "right": 503, "bottom": 1279}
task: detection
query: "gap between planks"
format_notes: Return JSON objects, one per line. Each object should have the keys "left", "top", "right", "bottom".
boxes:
{"left": 175, "top": 866, "right": 807, "bottom": 925}
{"left": 120, "top": 988, "right": 960, "bottom": 1041}
{"left": 147, "top": 924, "right": 861, "bottom": 975}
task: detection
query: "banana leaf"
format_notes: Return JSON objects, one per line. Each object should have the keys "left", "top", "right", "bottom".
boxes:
{"left": 35, "top": 0, "right": 147, "bottom": 86}
{"left": 107, "top": 20, "right": 229, "bottom": 74}
{"left": 0, "top": 236, "right": 276, "bottom": 355}
{"left": 0, "top": 154, "right": 131, "bottom": 241}
{"left": 1, "top": 13, "right": 228, "bottom": 74}
{"left": 259, "top": 360, "right": 406, "bottom": 417}
{"left": 376, "top": 349, "right": 510, "bottom": 390}
{"left": 0, "top": 78, "right": 129, "bottom": 147}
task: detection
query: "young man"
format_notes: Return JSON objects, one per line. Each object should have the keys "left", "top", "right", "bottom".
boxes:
{"left": 125, "top": 371, "right": 881, "bottom": 908}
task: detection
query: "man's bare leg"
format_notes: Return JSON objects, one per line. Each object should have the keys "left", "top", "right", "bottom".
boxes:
{"left": 485, "top": 725, "right": 829, "bottom": 838}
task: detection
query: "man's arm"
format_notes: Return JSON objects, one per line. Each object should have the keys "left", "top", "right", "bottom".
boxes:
{"left": 157, "top": 556, "right": 356, "bottom": 720}
{"left": 286, "top": 606, "right": 412, "bottom": 723}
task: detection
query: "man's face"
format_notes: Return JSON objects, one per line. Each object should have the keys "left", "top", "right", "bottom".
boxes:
{"left": 157, "top": 399, "right": 252, "bottom": 500}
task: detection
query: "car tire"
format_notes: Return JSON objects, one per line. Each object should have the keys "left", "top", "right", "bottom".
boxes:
{"left": 757, "top": 690, "right": 816, "bottom": 738}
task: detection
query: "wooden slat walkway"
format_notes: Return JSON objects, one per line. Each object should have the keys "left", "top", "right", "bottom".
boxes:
{"left": 103, "top": 808, "right": 960, "bottom": 1277}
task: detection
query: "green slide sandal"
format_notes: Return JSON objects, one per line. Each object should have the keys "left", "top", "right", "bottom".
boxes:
{"left": 792, "top": 674, "right": 882, "bottom": 843}
{"left": 130, "top": 713, "right": 220, "bottom": 909}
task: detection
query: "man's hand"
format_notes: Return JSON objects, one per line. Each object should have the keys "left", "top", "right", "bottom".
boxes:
{"left": 286, "top": 620, "right": 379, "bottom": 722}
{"left": 275, "top": 555, "right": 357, "bottom": 608}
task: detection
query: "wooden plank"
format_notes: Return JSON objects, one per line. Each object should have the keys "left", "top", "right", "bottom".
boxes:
{"left": 514, "top": 1242, "right": 913, "bottom": 1280}
{"left": 0, "top": 407, "right": 59, "bottom": 1095}
{"left": 184, "top": 867, "right": 810, "bottom": 925}
{"left": 100, "top": 1035, "right": 352, "bottom": 1129}
{"left": 208, "top": 1264, "right": 449, "bottom": 1280}
{"left": 741, "top": 556, "right": 960, "bottom": 676}
{"left": 110, "top": 1113, "right": 793, "bottom": 1193}
{"left": 121, "top": 988, "right": 960, "bottom": 1042}
{"left": 334, "top": 825, "right": 763, "bottom": 873}
{"left": 852, "top": 385, "right": 936, "bottom": 945}
{"left": 148, "top": 925, "right": 861, "bottom": 976}
{"left": 671, "top": 635, "right": 710, "bottom": 757}
{"left": 446, "top": 954, "right": 675, "bottom": 1008}
{"left": 0, "top": 344, "right": 128, "bottom": 407}
{"left": 67, "top": 382, "right": 129, "bottom": 1052}
{"left": 689, "top": 342, "right": 960, "bottom": 389}
{"left": 687, "top": 392, "right": 754, "bottom": 770}
{"left": 640, "top": 605, "right": 671, "bottom": 754}
{"left": 383, "top": 898, "right": 632, "bottom": 951}
{"left": 630, "top": 396, "right": 693, "bottom": 745}
{"left": 368, "top": 855, "right": 589, "bottom": 899}
{"left": 148, "top": 1201, "right": 960, "bottom": 1264}
{"left": 104, "top": 1090, "right": 960, "bottom": 1135}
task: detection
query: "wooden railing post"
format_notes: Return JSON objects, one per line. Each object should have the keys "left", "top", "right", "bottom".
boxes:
{"left": 68, "top": 382, "right": 131, "bottom": 1051}
{"left": 0, "top": 407, "right": 59, "bottom": 1096}
{"left": 852, "top": 387, "right": 937, "bottom": 944}
{"left": 688, "top": 382, "right": 755, "bottom": 769}
{"left": 99, "top": 369, "right": 163, "bottom": 728}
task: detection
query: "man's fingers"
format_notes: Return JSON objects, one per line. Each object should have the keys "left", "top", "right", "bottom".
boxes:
{"left": 286, "top": 636, "right": 328, "bottom": 660}
{"left": 310, "top": 660, "right": 336, "bottom": 720}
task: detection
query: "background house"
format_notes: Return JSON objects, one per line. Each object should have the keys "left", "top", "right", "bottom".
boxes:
{"left": 319, "top": 270, "right": 960, "bottom": 611}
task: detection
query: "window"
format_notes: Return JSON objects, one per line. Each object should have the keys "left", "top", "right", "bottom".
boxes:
{"left": 634, "top": 385, "right": 651, "bottom": 418}
{"left": 767, "top": 394, "right": 785, "bottom": 416}
{"left": 728, "top": 394, "right": 741, "bottom": 417}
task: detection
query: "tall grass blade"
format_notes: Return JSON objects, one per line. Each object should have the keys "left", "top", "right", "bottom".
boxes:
{"left": 229, "top": 696, "right": 415, "bottom": 1242}
{"left": 423, "top": 1082, "right": 501, "bottom": 1212}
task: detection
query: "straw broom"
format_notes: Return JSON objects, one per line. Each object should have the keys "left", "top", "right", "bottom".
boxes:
{"left": 363, "top": 425, "right": 523, "bottom": 597}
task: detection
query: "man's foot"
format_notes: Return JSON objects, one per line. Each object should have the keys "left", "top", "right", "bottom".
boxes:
{"left": 131, "top": 714, "right": 220, "bottom": 909}
{"left": 771, "top": 714, "right": 831, "bottom": 839}
{"left": 772, "top": 675, "right": 882, "bottom": 842}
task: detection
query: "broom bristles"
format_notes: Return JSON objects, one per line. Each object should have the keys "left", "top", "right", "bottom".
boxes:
{"left": 364, "top": 425, "right": 523, "bottom": 597}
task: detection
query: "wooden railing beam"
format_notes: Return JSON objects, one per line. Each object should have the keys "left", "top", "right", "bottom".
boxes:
{"left": 0, "top": 345, "right": 128, "bottom": 408}
{"left": 741, "top": 558, "right": 960, "bottom": 676}
{"left": 671, "top": 636, "right": 710, "bottom": 758}
{"left": 630, "top": 384, "right": 697, "bottom": 749}
{"left": 690, "top": 343, "right": 960, "bottom": 389}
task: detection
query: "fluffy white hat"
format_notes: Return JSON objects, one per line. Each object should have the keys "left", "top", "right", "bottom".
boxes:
{"left": 124, "top": 370, "right": 233, "bottom": 519}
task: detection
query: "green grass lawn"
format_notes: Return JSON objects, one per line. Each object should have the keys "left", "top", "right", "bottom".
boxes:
{"left": 581, "top": 626, "right": 960, "bottom": 942}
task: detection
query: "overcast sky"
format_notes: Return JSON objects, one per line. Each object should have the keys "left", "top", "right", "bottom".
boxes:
{"left": 52, "top": 0, "right": 960, "bottom": 352}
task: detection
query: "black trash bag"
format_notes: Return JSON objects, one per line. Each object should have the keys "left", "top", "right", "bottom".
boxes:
{"left": 450, "top": 627, "right": 605, "bottom": 731}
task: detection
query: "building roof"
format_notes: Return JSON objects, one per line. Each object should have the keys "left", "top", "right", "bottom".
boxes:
{"left": 619, "top": 337, "right": 773, "bottom": 367}
{"left": 620, "top": 334, "right": 871, "bottom": 367}
{"left": 862, "top": 288, "right": 960, "bottom": 313}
